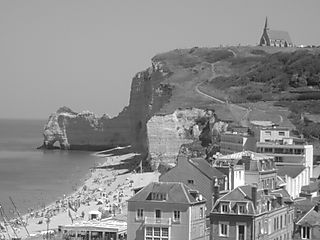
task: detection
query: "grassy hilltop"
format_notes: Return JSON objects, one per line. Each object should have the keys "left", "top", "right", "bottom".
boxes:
{"left": 151, "top": 46, "right": 320, "bottom": 140}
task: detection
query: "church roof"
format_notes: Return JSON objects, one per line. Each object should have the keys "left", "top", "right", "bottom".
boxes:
{"left": 266, "top": 29, "right": 292, "bottom": 44}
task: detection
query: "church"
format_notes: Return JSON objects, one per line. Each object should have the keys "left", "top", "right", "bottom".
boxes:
{"left": 259, "top": 17, "right": 293, "bottom": 47}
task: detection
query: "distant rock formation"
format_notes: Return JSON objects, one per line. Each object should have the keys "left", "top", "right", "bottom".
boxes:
{"left": 41, "top": 47, "right": 235, "bottom": 168}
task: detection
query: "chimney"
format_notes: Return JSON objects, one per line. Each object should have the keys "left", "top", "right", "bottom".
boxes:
{"left": 315, "top": 202, "right": 320, "bottom": 213}
{"left": 252, "top": 186, "right": 257, "bottom": 209}
{"left": 213, "top": 185, "right": 220, "bottom": 205}
{"left": 230, "top": 165, "right": 234, "bottom": 190}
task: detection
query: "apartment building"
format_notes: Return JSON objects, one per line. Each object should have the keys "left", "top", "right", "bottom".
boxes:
{"left": 210, "top": 185, "right": 294, "bottom": 240}
{"left": 160, "top": 155, "right": 227, "bottom": 215}
{"left": 127, "top": 182, "right": 207, "bottom": 240}
{"left": 256, "top": 127, "right": 313, "bottom": 177}
{"left": 216, "top": 151, "right": 277, "bottom": 190}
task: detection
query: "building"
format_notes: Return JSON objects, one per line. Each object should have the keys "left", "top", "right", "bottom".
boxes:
{"left": 127, "top": 182, "right": 207, "bottom": 240}
{"left": 213, "top": 159, "right": 245, "bottom": 191}
{"left": 259, "top": 17, "right": 293, "bottom": 47}
{"left": 210, "top": 185, "right": 294, "bottom": 240}
{"left": 256, "top": 127, "right": 313, "bottom": 177}
{"left": 277, "top": 165, "right": 310, "bottom": 199}
{"left": 301, "top": 180, "right": 320, "bottom": 198}
{"left": 160, "top": 155, "right": 227, "bottom": 215}
{"left": 295, "top": 203, "right": 320, "bottom": 240}
{"left": 220, "top": 131, "right": 256, "bottom": 154}
{"left": 216, "top": 151, "right": 277, "bottom": 190}
{"left": 58, "top": 217, "right": 127, "bottom": 240}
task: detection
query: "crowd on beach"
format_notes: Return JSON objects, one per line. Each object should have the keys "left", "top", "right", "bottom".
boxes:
{"left": 1, "top": 153, "right": 155, "bottom": 240}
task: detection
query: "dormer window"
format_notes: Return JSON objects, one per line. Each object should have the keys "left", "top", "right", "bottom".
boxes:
{"left": 149, "top": 192, "right": 167, "bottom": 201}
{"left": 238, "top": 204, "right": 246, "bottom": 214}
{"left": 221, "top": 203, "right": 229, "bottom": 213}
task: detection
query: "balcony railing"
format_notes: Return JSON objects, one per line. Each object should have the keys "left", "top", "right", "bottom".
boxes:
{"left": 144, "top": 217, "right": 171, "bottom": 226}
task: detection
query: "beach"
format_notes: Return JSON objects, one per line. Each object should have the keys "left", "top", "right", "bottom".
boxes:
{"left": 1, "top": 151, "right": 159, "bottom": 239}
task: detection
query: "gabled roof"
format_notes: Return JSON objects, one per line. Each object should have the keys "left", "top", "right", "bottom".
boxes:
{"left": 212, "top": 185, "right": 260, "bottom": 214}
{"left": 277, "top": 165, "right": 305, "bottom": 178}
{"left": 266, "top": 30, "right": 292, "bottom": 44}
{"left": 128, "top": 182, "right": 206, "bottom": 205}
{"left": 297, "top": 206, "right": 320, "bottom": 226}
{"left": 189, "top": 158, "right": 225, "bottom": 179}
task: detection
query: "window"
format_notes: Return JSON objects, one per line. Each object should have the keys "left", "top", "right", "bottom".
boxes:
{"left": 237, "top": 224, "right": 246, "bottom": 240}
{"left": 280, "top": 215, "right": 283, "bottom": 229}
{"left": 238, "top": 204, "right": 246, "bottom": 214}
{"left": 145, "top": 227, "right": 169, "bottom": 240}
{"left": 155, "top": 209, "right": 161, "bottom": 219}
{"left": 188, "top": 179, "right": 194, "bottom": 184}
{"left": 173, "top": 210, "right": 180, "bottom": 222}
{"left": 154, "top": 227, "right": 160, "bottom": 237}
{"left": 221, "top": 203, "right": 229, "bottom": 213}
{"left": 136, "top": 209, "right": 143, "bottom": 220}
{"left": 200, "top": 207, "right": 204, "bottom": 218}
{"left": 219, "top": 222, "right": 229, "bottom": 237}
{"left": 146, "top": 227, "right": 153, "bottom": 236}
{"left": 301, "top": 226, "right": 310, "bottom": 239}
{"left": 265, "top": 131, "right": 271, "bottom": 136}
{"left": 161, "top": 228, "right": 168, "bottom": 237}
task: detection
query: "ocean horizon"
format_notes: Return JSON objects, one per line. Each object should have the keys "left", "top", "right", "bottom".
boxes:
{"left": 0, "top": 119, "right": 103, "bottom": 219}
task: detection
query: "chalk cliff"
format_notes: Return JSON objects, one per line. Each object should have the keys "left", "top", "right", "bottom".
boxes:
{"left": 147, "top": 108, "right": 228, "bottom": 169}
{"left": 42, "top": 47, "right": 235, "bottom": 167}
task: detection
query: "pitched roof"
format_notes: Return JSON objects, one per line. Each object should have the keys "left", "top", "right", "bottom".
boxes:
{"left": 189, "top": 158, "right": 225, "bottom": 179}
{"left": 277, "top": 165, "right": 305, "bottom": 178}
{"left": 297, "top": 206, "right": 320, "bottom": 226}
{"left": 301, "top": 181, "right": 320, "bottom": 193}
{"left": 128, "top": 182, "right": 206, "bottom": 205}
{"left": 211, "top": 185, "right": 259, "bottom": 214}
{"left": 267, "top": 30, "right": 292, "bottom": 44}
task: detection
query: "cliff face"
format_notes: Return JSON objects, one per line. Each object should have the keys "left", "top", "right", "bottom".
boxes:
{"left": 42, "top": 47, "right": 236, "bottom": 167}
{"left": 147, "top": 108, "right": 228, "bottom": 169}
{"left": 42, "top": 61, "right": 172, "bottom": 151}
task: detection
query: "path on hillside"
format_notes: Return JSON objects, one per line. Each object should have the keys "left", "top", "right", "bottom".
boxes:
{"left": 195, "top": 49, "right": 251, "bottom": 126}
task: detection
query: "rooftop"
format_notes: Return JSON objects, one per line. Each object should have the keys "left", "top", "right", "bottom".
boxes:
{"left": 60, "top": 217, "right": 127, "bottom": 232}
{"left": 128, "top": 182, "right": 206, "bottom": 205}
{"left": 217, "top": 151, "right": 272, "bottom": 161}
{"left": 277, "top": 165, "right": 306, "bottom": 178}
{"left": 189, "top": 158, "right": 225, "bottom": 179}
{"left": 267, "top": 29, "right": 293, "bottom": 44}
{"left": 297, "top": 205, "right": 320, "bottom": 226}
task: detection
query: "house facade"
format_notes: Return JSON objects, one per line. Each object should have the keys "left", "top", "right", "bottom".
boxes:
{"left": 210, "top": 185, "right": 294, "bottom": 240}
{"left": 216, "top": 151, "right": 277, "bottom": 190}
{"left": 160, "top": 155, "right": 227, "bottom": 214}
{"left": 127, "top": 182, "right": 207, "bottom": 240}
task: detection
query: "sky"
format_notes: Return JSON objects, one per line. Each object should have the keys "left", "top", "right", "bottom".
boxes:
{"left": 0, "top": 0, "right": 319, "bottom": 119}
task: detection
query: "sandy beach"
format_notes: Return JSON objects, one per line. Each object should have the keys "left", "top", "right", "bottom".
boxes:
{"left": 0, "top": 151, "right": 159, "bottom": 240}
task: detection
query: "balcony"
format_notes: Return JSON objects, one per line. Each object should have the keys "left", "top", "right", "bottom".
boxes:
{"left": 144, "top": 217, "right": 171, "bottom": 226}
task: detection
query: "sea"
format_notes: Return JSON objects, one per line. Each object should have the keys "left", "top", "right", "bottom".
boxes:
{"left": 0, "top": 119, "right": 104, "bottom": 219}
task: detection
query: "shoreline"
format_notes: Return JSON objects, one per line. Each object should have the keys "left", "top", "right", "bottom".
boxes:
{"left": 1, "top": 151, "right": 160, "bottom": 239}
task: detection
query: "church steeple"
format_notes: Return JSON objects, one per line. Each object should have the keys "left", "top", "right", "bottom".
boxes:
{"left": 264, "top": 16, "right": 269, "bottom": 30}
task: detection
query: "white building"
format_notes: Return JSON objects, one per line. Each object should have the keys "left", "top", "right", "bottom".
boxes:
{"left": 256, "top": 127, "right": 314, "bottom": 177}
{"left": 277, "top": 165, "right": 310, "bottom": 199}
